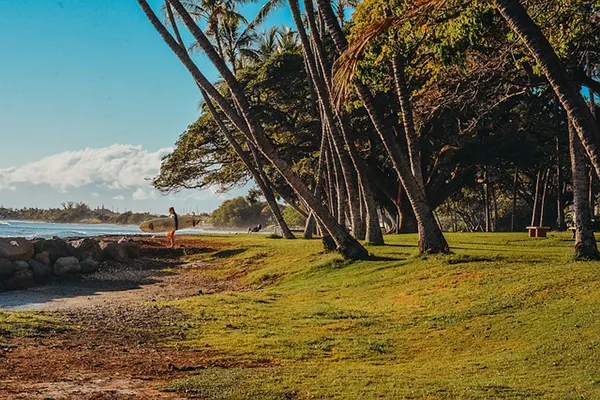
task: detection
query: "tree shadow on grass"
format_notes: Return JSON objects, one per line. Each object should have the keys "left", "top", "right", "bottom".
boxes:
{"left": 211, "top": 248, "right": 247, "bottom": 258}
{"left": 365, "top": 255, "right": 406, "bottom": 262}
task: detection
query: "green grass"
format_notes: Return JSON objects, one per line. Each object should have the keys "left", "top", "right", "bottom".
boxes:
{"left": 0, "top": 311, "right": 63, "bottom": 338}
{"left": 158, "top": 232, "right": 600, "bottom": 399}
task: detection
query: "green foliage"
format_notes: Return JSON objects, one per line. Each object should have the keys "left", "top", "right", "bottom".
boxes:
{"left": 281, "top": 206, "right": 305, "bottom": 227}
{"left": 157, "top": 233, "right": 600, "bottom": 398}
{"left": 0, "top": 203, "right": 156, "bottom": 225}
{"left": 210, "top": 196, "right": 271, "bottom": 227}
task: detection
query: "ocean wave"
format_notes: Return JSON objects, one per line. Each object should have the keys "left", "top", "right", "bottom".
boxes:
{"left": 0, "top": 221, "right": 10, "bottom": 226}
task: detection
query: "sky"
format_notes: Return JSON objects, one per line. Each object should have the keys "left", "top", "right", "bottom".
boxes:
{"left": 0, "top": 0, "right": 292, "bottom": 214}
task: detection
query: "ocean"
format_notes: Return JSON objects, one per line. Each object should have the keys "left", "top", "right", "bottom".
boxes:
{"left": 0, "top": 220, "right": 226, "bottom": 239}
{"left": 0, "top": 220, "right": 143, "bottom": 239}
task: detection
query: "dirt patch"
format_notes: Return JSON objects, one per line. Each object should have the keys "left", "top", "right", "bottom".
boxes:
{"left": 0, "top": 236, "right": 251, "bottom": 399}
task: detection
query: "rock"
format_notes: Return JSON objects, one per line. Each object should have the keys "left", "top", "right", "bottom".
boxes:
{"left": 80, "top": 258, "right": 100, "bottom": 274}
{"left": 100, "top": 241, "right": 129, "bottom": 263}
{"left": 67, "top": 238, "right": 103, "bottom": 262}
{"left": 53, "top": 256, "right": 81, "bottom": 276}
{"left": 0, "top": 238, "right": 34, "bottom": 261}
{"left": 12, "top": 260, "right": 30, "bottom": 272}
{"left": 28, "top": 259, "right": 52, "bottom": 283}
{"left": 124, "top": 241, "right": 140, "bottom": 259}
{"left": 35, "top": 251, "right": 51, "bottom": 266}
{"left": 4, "top": 269, "right": 35, "bottom": 290}
{"left": 0, "top": 258, "right": 14, "bottom": 278}
{"left": 33, "top": 238, "right": 70, "bottom": 263}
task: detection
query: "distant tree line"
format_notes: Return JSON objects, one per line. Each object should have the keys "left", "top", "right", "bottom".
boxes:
{"left": 0, "top": 202, "right": 157, "bottom": 225}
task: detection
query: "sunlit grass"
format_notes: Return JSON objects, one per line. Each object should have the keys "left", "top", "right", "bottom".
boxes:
{"left": 160, "top": 232, "right": 600, "bottom": 399}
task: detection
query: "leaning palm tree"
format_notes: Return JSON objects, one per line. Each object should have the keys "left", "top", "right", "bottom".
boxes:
{"left": 491, "top": 0, "right": 600, "bottom": 181}
{"left": 319, "top": 0, "right": 449, "bottom": 253}
{"left": 138, "top": 0, "right": 369, "bottom": 259}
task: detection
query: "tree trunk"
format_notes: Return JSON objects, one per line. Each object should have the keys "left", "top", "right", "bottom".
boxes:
{"left": 315, "top": 0, "right": 447, "bottom": 253}
{"left": 303, "top": 213, "right": 316, "bottom": 239}
{"left": 569, "top": 122, "right": 599, "bottom": 259}
{"left": 539, "top": 169, "right": 550, "bottom": 227}
{"left": 291, "top": 0, "right": 372, "bottom": 241}
{"left": 398, "top": 187, "right": 418, "bottom": 233}
{"left": 589, "top": 171, "right": 595, "bottom": 220}
{"left": 556, "top": 136, "right": 566, "bottom": 230}
{"left": 494, "top": 0, "right": 600, "bottom": 181}
{"left": 531, "top": 170, "right": 542, "bottom": 226}
{"left": 511, "top": 166, "right": 519, "bottom": 232}
{"left": 166, "top": 4, "right": 295, "bottom": 240}
{"left": 150, "top": 0, "right": 368, "bottom": 259}
{"left": 249, "top": 145, "right": 296, "bottom": 239}
{"left": 392, "top": 55, "right": 424, "bottom": 190}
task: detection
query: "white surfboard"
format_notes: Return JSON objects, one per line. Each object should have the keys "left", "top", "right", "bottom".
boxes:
{"left": 139, "top": 215, "right": 202, "bottom": 233}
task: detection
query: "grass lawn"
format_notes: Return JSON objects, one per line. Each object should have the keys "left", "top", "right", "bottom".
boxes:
{"left": 160, "top": 232, "right": 600, "bottom": 399}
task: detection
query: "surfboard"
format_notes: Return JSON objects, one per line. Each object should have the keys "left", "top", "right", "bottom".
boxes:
{"left": 139, "top": 215, "right": 202, "bottom": 233}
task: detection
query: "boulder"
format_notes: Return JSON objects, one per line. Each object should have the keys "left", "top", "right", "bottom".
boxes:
{"left": 28, "top": 259, "right": 52, "bottom": 284}
{"left": 100, "top": 241, "right": 129, "bottom": 263}
{"left": 34, "top": 238, "right": 70, "bottom": 263}
{"left": 80, "top": 258, "right": 100, "bottom": 274}
{"left": 67, "top": 238, "right": 103, "bottom": 262}
{"left": 124, "top": 241, "right": 140, "bottom": 259}
{"left": 0, "top": 258, "right": 14, "bottom": 278}
{"left": 4, "top": 269, "right": 35, "bottom": 290}
{"left": 53, "top": 256, "right": 81, "bottom": 276}
{"left": 0, "top": 238, "right": 34, "bottom": 261}
{"left": 35, "top": 251, "right": 51, "bottom": 266}
{"left": 12, "top": 260, "right": 30, "bottom": 272}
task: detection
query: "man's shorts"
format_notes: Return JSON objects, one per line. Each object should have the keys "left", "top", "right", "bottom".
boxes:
{"left": 166, "top": 231, "right": 175, "bottom": 240}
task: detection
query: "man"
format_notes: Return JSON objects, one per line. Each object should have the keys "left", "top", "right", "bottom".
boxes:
{"left": 166, "top": 207, "right": 179, "bottom": 248}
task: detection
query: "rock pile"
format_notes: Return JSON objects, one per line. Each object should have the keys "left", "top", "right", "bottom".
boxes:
{"left": 0, "top": 237, "right": 141, "bottom": 291}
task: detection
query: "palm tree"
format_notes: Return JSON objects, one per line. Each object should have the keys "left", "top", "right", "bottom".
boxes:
{"left": 165, "top": 2, "right": 295, "bottom": 239}
{"left": 276, "top": 27, "right": 300, "bottom": 53}
{"left": 245, "top": 26, "right": 281, "bottom": 63}
{"left": 569, "top": 121, "right": 599, "bottom": 259}
{"left": 140, "top": 0, "right": 369, "bottom": 259}
{"left": 493, "top": 0, "right": 600, "bottom": 181}
{"left": 316, "top": 0, "right": 449, "bottom": 254}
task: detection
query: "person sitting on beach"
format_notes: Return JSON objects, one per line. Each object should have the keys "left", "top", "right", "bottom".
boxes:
{"left": 248, "top": 223, "right": 262, "bottom": 233}
{"left": 167, "top": 207, "right": 179, "bottom": 248}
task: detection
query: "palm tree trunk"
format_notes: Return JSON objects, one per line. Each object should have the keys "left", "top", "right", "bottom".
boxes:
{"left": 290, "top": 0, "right": 365, "bottom": 240}
{"left": 493, "top": 0, "right": 600, "bottom": 181}
{"left": 539, "top": 168, "right": 550, "bottom": 227}
{"left": 569, "top": 122, "right": 599, "bottom": 259}
{"left": 392, "top": 55, "right": 424, "bottom": 190}
{"left": 511, "top": 166, "right": 518, "bottom": 231}
{"left": 249, "top": 145, "right": 296, "bottom": 239}
{"left": 315, "top": 0, "right": 447, "bottom": 253}
{"left": 303, "top": 0, "right": 383, "bottom": 243}
{"left": 589, "top": 171, "right": 595, "bottom": 220}
{"left": 167, "top": 4, "right": 294, "bottom": 239}
{"left": 531, "top": 170, "right": 542, "bottom": 226}
{"left": 144, "top": 0, "right": 368, "bottom": 259}
{"left": 556, "top": 136, "right": 566, "bottom": 230}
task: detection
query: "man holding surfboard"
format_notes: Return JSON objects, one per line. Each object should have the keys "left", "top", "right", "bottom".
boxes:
{"left": 167, "top": 207, "right": 179, "bottom": 248}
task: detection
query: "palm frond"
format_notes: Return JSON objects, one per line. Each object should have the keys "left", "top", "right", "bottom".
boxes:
{"left": 247, "top": 0, "right": 286, "bottom": 31}
{"left": 332, "top": 0, "right": 448, "bottom": 108}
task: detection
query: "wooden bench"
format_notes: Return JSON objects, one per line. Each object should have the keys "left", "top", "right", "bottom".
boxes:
{"left": 527, "top": 226, "right": 551, "bottom": 238}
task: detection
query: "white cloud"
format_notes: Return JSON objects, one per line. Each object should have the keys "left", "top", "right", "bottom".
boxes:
{"left": 112, "top": 195, "right": 125, "bottom": 200}
{"left": 0, "top": 144, "right": 171, "bottom": 191}
{"left": 91, "top": 192, "right": 99, "bottom": 198}
{"left": 132, "top": 187, "right": 156, "bottom": 201}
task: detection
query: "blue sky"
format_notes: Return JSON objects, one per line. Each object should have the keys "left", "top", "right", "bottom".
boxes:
{"left": 0, "top": 0, "right": 292, "bottom": 213}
